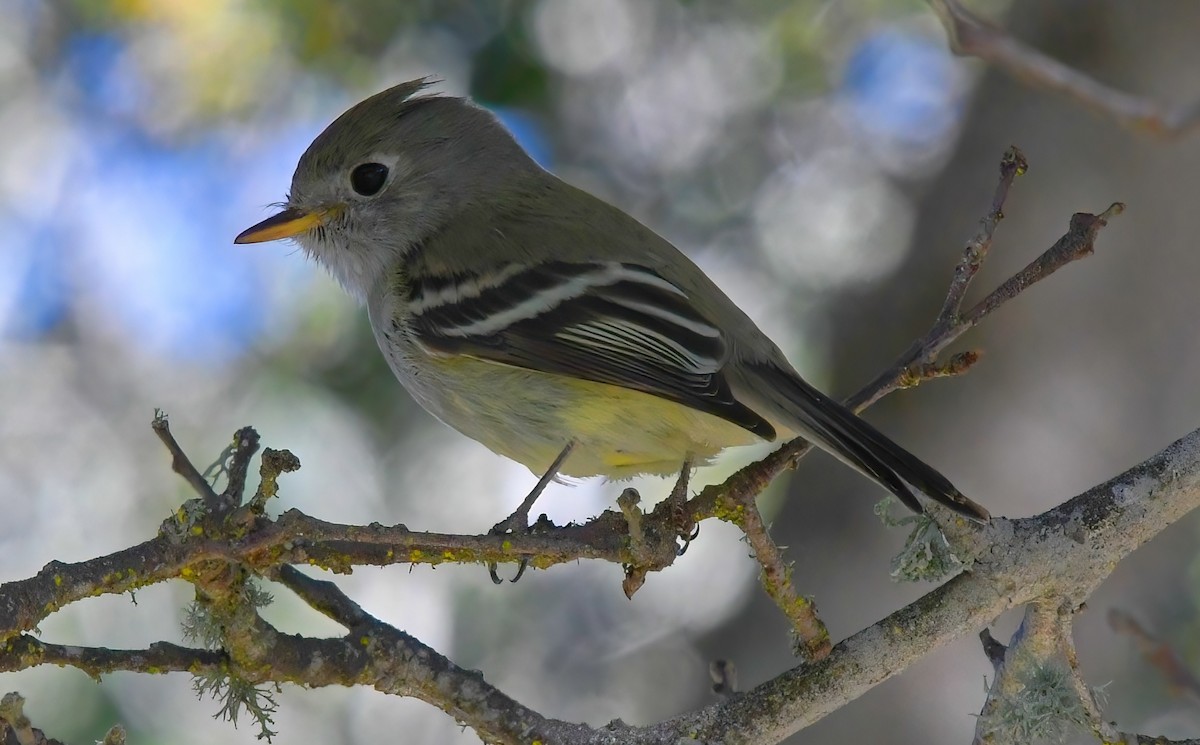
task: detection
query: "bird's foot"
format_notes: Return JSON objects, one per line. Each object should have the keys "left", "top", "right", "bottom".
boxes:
{"left": 486, "top": 443, "right": 574, "bottom": 584}
{"left": 487, "top": 510, "right": 550, "bottom": 584}
{"left": 668, "top": 458, "right": 699, "bottom": 556}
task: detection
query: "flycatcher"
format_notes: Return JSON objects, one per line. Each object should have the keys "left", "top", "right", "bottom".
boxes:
{"left": 236, "top": 79, "right": 989, "bottom": 525}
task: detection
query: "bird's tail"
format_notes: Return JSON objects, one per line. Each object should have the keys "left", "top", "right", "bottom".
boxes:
{"left": 740, "top": 361, "right": 990, "bottom": 522}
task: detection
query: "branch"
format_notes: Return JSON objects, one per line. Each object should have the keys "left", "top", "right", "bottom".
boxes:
{"left": 1109, "top": 608, "right": 1200, "bottom": 705}
{"left": 850, "top": 145, "right": 1027, "bottom": 411}
{"left": 152, "top": 411, "right": 218, "bottom": 507}
{"left": 667, "top": 426, "right": 1200, "bottom": 744}
{"left": 235, "top": 564, "right": 581, "bottom": 745}
{"left": 6, "top": 422, "right": 1200, "bottom": 745}
{"left": 221, "top": 426, "right": 261, "bottom": 513}
{"left": 721, "top": 492, "right": 830, "bottom": 660}
{"left": 972, "top": 599, "right": 1200, "bottom": 745}
{"left": 0, "top": 635, "right": 225, "bottom": 679}
{"left": 0, "top": 691, "right": 106, "bottom": 745}
{"left": 973, "top": 600, "right": 1106, "bottom": 744}
{"left": 927, "top": 0, "right": 1200, "bottom": 138}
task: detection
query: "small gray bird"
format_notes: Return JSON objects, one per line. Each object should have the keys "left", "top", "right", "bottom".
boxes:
{"left": 236, "top": 79, "right": 989, "bottom": 524}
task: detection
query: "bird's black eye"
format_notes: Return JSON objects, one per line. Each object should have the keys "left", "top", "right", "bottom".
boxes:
{"left": 350, "top": 162, "right": 389, "bottom": 196}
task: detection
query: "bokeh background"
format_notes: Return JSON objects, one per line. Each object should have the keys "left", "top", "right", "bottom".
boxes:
{"left": 2, "top": 0, "right": 1199, "bottom": 743}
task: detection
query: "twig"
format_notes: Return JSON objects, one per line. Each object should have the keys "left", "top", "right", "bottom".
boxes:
{"left": 272, "top": 565, "right": 368, "bottom": 629}
{"left": 0, "top": 635, "right": 225, "bottom": 678}
{"left": 250, "top": 448, "right": 301, "bottom": 511}
{"left": 0, "top": 507, "right": 676, "bottom": 644}
{"left": 979, "top": 628, "right": 1007, "bottom": 668}
{"left": 1109, "top": 608, "right": 1200, "bottom": 705}
{"left": 237, "top": 577, "right": 573, "bottom": 745}
{"left": 936, "top": 146, "right": 1028, "bottom": 325}
{"left": 710, "top": 659, "right": 738, "bottom": 697}
{"left": 151, "top": 411, "right": 219, "bottom": 506}
{"left": 848, "top": 197, "right": 1119, "bottom": 414}
{"left": 848, "top": 147, "right": 1026, "bottom": 412}
{"left": 927, "top": 0, "right": 1200, "bottom": 138}
{"left": 0, "top": 692, "right": 41, "bottom": 745}
{"left": 220, "top": 426, "right": 261, "bottom": 515}
{"left": 973, "top": 586, "right": 1200, "bottom": 745}
{"left": 617, "top": 488, "right": 651, "bottom": 598}
{"left": 899, "top": 350, "right": 982, "bottom": 389}
{"left": 850, "top": 187, "right": 1124, "bottom": 417}
{"left": 247, "top": 507, "right": 678, "bottom": 571}
{"left": 728, "top": 498, "right": 831, "bottom": 661}
{"left": 670, "top": 435, "right": 832, "bottom": 657}
{"left": 961, "top": 203, "right": 1124, "bottom": 329}
{"left": 1057, "top": 604, "right": 1114, "bottom": 741}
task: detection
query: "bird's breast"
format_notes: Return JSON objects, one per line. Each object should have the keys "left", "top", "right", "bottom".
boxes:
{"left": 368, "top": 309, "right": 764, "bottom": 478}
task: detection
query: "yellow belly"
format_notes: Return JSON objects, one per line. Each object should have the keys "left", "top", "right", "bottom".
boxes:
{"left": 412, "top": 354, "right": 765, "bottom": 479}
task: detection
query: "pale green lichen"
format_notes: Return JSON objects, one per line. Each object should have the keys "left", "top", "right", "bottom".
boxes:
{"left": 977, "top": 662, "right": 1090, "bottom": 743}
{"left": 193, "top": 672, "right": 280, "bottom": 742}
{"left": 160, "top": 498, "right": 208, "bottom": 543}
{"left": 875, "top": 496, "right": 963, "bottom": 582}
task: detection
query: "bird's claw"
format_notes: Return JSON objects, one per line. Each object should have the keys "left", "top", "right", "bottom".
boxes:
{"left": 487, "top": 511, "right": 531, "bottom": 584}
{"left": 676, "top": 521, "right": 701, "bottom": 556}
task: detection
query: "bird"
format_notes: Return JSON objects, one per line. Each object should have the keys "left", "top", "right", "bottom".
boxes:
{"left": 235, "top": 78, "right": 990, "bottom": 536}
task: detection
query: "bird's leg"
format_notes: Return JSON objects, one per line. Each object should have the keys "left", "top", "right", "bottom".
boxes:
{"left": 493, "top": 442, "right": 575, "bottom": 534}
{"left": 488, "top": 441, "right": 575, "bottom": 584}
{"left": 669, "top": 456, "right": 699, "bottom": 556}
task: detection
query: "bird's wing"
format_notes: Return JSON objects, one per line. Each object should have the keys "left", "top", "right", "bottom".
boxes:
{"left": 405, "top": 259, "right": 777, "bottom": 440}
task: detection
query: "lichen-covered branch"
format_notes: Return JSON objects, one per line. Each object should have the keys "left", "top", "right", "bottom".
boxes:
{"left": 670, "top": 426, "right": 1200, "bottom": 744}
{"left": 721, "top": 491, "right": 831, "bottom": 661}
{"left": 973, "top": 595, "right": 1200, "bottom": 745}
{"left": 9, "top": 412, "right": 1200, "bottom": 743}
{"left": 7, "top": 421, "right": 1200, "bottom": 745}
{"left": 973, "top": 600, "right": 1101, "bottom": 744}
{"left": 0, "top": 635, "right": 225, "bottom": 679}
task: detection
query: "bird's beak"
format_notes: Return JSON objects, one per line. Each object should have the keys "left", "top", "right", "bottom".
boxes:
{"left": 234, "top": 206, "right": 340, "bottom": 244}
